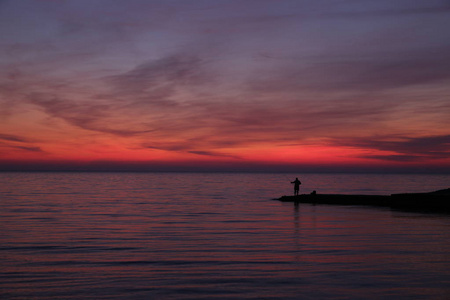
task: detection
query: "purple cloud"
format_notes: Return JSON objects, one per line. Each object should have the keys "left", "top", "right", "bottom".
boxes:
{"left": 106, "top": 54, "right": 211, "bottom": 99}
{"left": 331, "top": 135, "right": 450, "bottom": 162}
{"left": 0, "top": 133, "right": 30, "bottom": 143}
{"left": 12, "top": 145, "right": 44, "bottom": 152}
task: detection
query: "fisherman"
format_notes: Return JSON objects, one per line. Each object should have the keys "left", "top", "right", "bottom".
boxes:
{"left": 291, "top": 178, "right": 301, "bottom": 195}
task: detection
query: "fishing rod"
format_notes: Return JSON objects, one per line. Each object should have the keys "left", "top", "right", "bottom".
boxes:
{"left": 283, "top": 174, "right": 296, "bottom": 182}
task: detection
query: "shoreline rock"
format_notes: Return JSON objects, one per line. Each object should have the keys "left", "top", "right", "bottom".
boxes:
{"left": 276, "top": 188, "right": 450, "bottom": 213}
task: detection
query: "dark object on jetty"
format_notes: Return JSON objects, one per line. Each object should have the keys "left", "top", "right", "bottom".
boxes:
{"left": 276, "top": 188, "right": 450, "bottom": 213}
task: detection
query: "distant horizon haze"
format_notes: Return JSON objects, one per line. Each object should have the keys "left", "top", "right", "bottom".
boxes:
{"left": 1, "top": 159, "right": 449, "bottom": 174}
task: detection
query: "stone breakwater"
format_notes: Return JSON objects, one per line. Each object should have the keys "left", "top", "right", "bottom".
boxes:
{"left": 276, "top": 188, "right": 450, "bottom": 213}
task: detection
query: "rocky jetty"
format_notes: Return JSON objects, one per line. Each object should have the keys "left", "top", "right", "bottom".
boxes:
{"left": 276, "top": 188, "right": 450, "bottom": 213}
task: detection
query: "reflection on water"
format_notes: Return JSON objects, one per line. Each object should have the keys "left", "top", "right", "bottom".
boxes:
{"left": 0, "top": 172, "right": 449, "bottom": 299}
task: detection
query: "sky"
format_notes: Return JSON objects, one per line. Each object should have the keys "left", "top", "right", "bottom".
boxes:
{"left": 1, "top": 0, "right": 450, "bottom": 172}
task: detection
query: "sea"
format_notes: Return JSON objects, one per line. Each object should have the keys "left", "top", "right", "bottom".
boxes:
{"left": 1, "top": 172, "right": 449, "bottom": 299}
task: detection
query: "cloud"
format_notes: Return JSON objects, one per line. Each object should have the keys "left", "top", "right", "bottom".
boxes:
{"left": 106, "top": 54, "right": 213, "bottom": 103}
{"left": 329, "top": 48, "right": 450, "bottom": 91}
{"left": 3, "top": 53, "right": 219, "bottom": 141}
{"left": 361, "top": 155, "right": 426, "bottom": 162}
{"left": 0, "top": 133, "right": 44, "bottom": 153}
{"left": 142, "top": 138, "right": 241, "bottom": 159}
{"left": 249, "top": 45, "right": 450, "bottom": 94}
{"left": 331, "top": 134, "right": 450, "bottom": 162}
{"left": 323, "top": 4, "right": 450, "bottom": 19}
{"left": 380, "top": 135, "right": 450, "bottom": 158}
{"left": 27, "top": 93, "right": 155, "bottom": 137}
{"left": 187, "top": 150, "right": 240, "bottom": 159}
{"left": 11, "top": 145, "right": 44, "bottom": 152}
{"left": 143, "top": 142, "right": 191, "bottom": 152}
{"left": 0, "top": 133, "right": 30, "bottom": 143}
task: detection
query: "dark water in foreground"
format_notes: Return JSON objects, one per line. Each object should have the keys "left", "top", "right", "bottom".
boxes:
{"left": 1, "top": 172, "right": 449, "bottom": 299}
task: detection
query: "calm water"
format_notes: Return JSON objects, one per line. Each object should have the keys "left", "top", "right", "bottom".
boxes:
{"left": 1, "top": 172, "right": 449, "bottom": 299}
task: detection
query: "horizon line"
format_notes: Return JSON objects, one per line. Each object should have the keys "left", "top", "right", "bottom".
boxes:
{"left": 1, "top": 161, "right": 449, "bottom": 174}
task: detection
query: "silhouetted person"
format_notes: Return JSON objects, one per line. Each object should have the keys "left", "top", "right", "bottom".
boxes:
{"left": 291, "top": 178, "right": 301, "bottom": 195}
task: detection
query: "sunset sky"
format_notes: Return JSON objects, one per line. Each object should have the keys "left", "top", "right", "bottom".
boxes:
{"left": 1, "top": 0, "right": 449, "bottom": 172}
